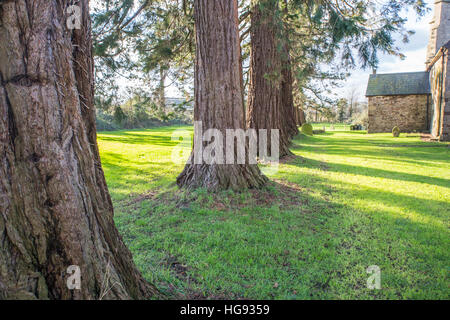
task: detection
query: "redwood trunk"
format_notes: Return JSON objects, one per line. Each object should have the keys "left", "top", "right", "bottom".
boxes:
{"left": 0, "top": 0, "right": 158, "bottom": 299}
{"left": 246, "top": 0, "right": 292, "bottom": 158}
{"left": 280, "top": 28, "right": 299, "bottom": 140}
{"left": 177, "top": 0, "right": 267, "bottom": 191}
{"left": 298, "top": 108, "right": 306, "bottom": 125}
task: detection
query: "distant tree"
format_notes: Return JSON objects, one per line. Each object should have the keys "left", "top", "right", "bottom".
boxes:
{"left": 92, "top": 0, "right": 152, "bottom": 100}
{"left": 135, "top": 0, "right": 195, "bottom": 114}
{"left": 347, "top": 86, "right": 360, "bottom": 119}
{"left": 92, "top": 0, "right": 194, "bottom": 107}
{"left": 114, "top": 106, "right": 127, "bottom": 125}
{"left": 287, "top": 0, "right": 427, "bottom": 121}
{"left": 322, "top": 108, "right": 336, "bottom": 123}
{"left": 337, "top": 98, "right": 348, "bottom": 123}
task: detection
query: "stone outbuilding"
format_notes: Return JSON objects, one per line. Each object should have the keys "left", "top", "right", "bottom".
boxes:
{"left": 366, "top": 72, "right": 432, "bottom": 133}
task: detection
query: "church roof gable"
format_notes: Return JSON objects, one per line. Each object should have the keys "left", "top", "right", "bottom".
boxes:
{"left": 365, "top": 71, "right": 431, "bottom": 97}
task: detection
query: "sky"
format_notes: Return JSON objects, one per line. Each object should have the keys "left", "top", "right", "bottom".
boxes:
{"left": 338, "top": 1, "right": 435, "bottom": 102}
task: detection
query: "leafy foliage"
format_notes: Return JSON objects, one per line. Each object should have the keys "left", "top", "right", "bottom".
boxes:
{"left": 91, "top": 0, "right": 194, "bottom": 113}
{"left": 90, "top": 0, "right": 428, "bottom": 128}
{"left": 282, "top": 0, "right": 428, "bottom": 115}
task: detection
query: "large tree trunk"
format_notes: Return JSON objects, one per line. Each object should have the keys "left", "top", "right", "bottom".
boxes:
{"left": 246, "top": 0, "right": 292, "bottom": 158}
{"left": 177, "top": 0, "right": 267, "bottom": 191}
{"left": 0, "top": 0, "right": 158, "bottom": 300}
{"left": 281, "top": 45, "right": 299, "bottom": 140}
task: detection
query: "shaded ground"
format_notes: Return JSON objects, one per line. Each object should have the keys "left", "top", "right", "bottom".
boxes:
{"left": 98, "top": 127, "right": 450, "bottom": 299}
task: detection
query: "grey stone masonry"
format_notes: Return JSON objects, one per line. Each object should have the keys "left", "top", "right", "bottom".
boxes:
{"left": 368, "top": 95, "right": 430, "bottom": 134}
{"left": 426, "top": 1, "right": 450, "bottom": 65}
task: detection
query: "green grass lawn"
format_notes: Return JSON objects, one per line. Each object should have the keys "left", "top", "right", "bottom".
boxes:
{"left": 311, "top": 122, "right": 351, "bottom": 131}
{"left": 98, "top": 126, "right": 450, "bottom": 299}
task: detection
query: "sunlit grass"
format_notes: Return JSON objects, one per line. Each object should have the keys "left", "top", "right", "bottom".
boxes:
{"left": 98, "top": 127, "right": 450, "bottom": 299}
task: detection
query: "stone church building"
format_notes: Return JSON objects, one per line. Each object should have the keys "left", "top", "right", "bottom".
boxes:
{"left": 366, "top": 0, "right": 450, "bottom": 141}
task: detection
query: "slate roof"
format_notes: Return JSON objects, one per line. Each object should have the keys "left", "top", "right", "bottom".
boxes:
{"left": 365, "top": 71, "right": 431, "bottom": 97}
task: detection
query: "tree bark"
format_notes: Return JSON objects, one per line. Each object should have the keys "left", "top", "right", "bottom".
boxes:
{"left": 280, "top": 1, "right": 299, "bottom": 140}
{"left": 159, "top": 65, "right": 166, "bottom": 114}
{"left": 246, "top": 0, "right": 292, "bottom": 158}
{"left": 281, "top": 43, "right": 299, "bottom": 140}
{"left": 297, "top": 107, "right": 306, "bottom": 126}
{"left": 177, "top": 0, "right": 267, "bottom": 191}
{"left": 0, "top": 0, "right": 158, "bottom": 300}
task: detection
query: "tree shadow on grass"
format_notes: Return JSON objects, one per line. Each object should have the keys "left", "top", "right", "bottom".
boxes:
{"left": 98, "top": 134, "right": 181, "bottom": 147}
{"left": 296, "top": 144, "right": 450, "bottom": 165}
{"left": 288, "top": 169, "right": 449, "bottom": 222}
{"left": 98, "top": 126, "right": 193, "bottom": 147}
{"left": 285, "top": 157, "right": 450, "bottom": 189}
{"left": 293, "top": 131, "right": 448, "bottom": 148}
{"left": 289, "top": 133, "right": 450, "bottom": 187}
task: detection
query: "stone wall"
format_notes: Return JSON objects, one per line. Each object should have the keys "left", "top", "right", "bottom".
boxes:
{"left": 368, "top": 95, "right": 430, "bottom": 133}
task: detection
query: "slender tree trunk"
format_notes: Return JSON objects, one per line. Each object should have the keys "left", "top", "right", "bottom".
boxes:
{"left": 159, "top": 65, "right": 166, "bottom": 114}
{"left": 177, "top": 0, "right": 267, "bottom": 191}
{"left": 239, "top": 50, "right": 246, "bottom": 113}
{"left": 298, "top": 107, "right": 306, "bottom": 126}
{"left": 293, "top": 83, "right": 306, "bottom": 126}
{"left": 246, "top": 0, "right": 292, "bottom": 158}
{"left": 0, "top": 0, "right": 158, "bottom": 300}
